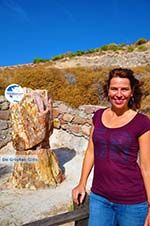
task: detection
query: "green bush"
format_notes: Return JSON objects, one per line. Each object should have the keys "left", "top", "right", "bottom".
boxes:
{"left": 119, "top": 43, "right": 126, "bottom": 47}
{"left": 100, "top": 43, "right": 121, "bottom": 51}
{"left": 127, "top": 46, "right": 135, "bottom": 52}
{"left": 85, "top": 48, "right": 98, "bottom": 54}
{"left": 33, "top": 58, "right": 49, "bottom": 64}
{"left": 135, "top": 38, "right": 148, "bottom": 46}
{"left": 51, "top": 54, "right": 65, "bottom": 61}
{"left": 74, "top": 50, "right": 85, "bottom": 56}
{"left": 136, "top": 45, "right": 148, "bottom": 52}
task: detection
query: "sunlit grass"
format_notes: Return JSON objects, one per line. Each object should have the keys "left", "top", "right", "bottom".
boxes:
{"left": 0, "top": 64, "right": 149, "bottom": 115}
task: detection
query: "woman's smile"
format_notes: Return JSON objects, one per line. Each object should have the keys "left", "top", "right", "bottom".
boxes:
{"left": 113, "top": 99, "right": 125, "bottom": 105}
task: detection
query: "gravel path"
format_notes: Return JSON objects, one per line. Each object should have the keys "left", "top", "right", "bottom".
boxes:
{"left": 0, "top": 142, "right": 92, "bottom": 226}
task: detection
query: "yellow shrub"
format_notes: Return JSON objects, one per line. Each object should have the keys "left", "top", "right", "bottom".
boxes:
{"left": 0, "top": 64, "right": 149, "bottom": 113}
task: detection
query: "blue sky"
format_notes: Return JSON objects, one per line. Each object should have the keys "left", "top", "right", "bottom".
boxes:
{"left": 0, "top": 0, "right": 150, "bottom": 66}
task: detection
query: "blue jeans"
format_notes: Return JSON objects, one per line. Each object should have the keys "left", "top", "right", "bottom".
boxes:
{"left": 88, "top": 192, "right": 148, "bottom": 226}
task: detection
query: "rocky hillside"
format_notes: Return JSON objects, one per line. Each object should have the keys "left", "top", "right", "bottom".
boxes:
{"left": 52, "top": 41, "right": 150, "bottom": 69}
{"left": 0, "top": 39, "right": 150, "bottom": 110}
{"left": 0, "top": 39, "right": 150, "bottom": 70}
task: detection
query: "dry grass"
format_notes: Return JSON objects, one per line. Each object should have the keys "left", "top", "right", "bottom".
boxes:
{"left": 0, "top": 64, "right": 149, "bottom": 114}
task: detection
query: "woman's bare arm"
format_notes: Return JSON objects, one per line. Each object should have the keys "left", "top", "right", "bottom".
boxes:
{"left": 139, "top": 131, "right": 150, "bottom": 226}
{"left": 72, "top": 126, "right": 94, "bottom": 204}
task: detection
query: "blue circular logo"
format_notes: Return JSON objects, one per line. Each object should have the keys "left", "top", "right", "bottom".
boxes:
{"left": 5, "top": 84, "right": 24, "bottom": 103}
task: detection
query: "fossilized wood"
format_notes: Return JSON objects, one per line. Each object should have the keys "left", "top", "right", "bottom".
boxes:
{"left": 10, "top": 149, "right": 64, "bottom": 189}
{"left": 9, "top": 88, "right": 64, "bottom": 189}
{"left": 10, "top": 89, "right": 53, "bottom": 150}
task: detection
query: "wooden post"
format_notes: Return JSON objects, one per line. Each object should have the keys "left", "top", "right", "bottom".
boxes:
{"left": 74, "top": 194, "right": 89, "bottom": 226}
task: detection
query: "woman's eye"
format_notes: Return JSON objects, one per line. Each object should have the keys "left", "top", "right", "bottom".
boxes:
{"left": 122, "top": 88, "right": 129, "bottom": 91}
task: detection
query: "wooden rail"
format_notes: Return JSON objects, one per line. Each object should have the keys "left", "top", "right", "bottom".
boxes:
{"left": 21, "top": 197, "right": 89, "bottom": 226}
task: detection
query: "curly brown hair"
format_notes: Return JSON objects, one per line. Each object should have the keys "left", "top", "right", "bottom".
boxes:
{"left": 103, "top": 68, "right": 143, "bottom": 110}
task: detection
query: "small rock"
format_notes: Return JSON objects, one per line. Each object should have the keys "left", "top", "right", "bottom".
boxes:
{"left": 62, "top": 113, "right": 74, "bottom": 122}
{"left": 53, "top": 109, "right": 60, "bottom": 118}
{"left": 0, "top": 101, "right": 9, "bottom": 110}
{"left": 69, "top": 124, "right": 81, "bottom": 136}
{"left": 61, "top": 124, "right": 69, "bottom": 130}
{"left": 0, "top": 120, "right": 8, "bottom": 130}
{"left": 58, "top": 103, "right": 70, "bottom": 113}
{"left": 79, "top": 105, "right": 98, "bottom": 114}
{"left": 0, "top": 110, "right": 10, "bottom": 120}
{"left": 53, "top": 118, "right": 61, "bottom": 129}
{"left": 72, "top": 115, "right": 87, "bottom": 125}
{"left": 81, "top": 124, "right": 91, "bottom": 137}
{"left": 0, "top": 95, "right": 7, "bottom": 103}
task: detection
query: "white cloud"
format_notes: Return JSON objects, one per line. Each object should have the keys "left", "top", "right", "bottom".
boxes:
{"left": 1, "top": 0, "right": 30, "bottom": 22}
{"left": 56, "top": 0, "right": 76, "bottom": 23}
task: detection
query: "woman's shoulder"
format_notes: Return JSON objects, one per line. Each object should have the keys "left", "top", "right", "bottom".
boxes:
{"left": 95, "top": 107, "right": 107, "bottom": 113}
{"left": 93, "top": 107, "right": 106, "bottom": 117}
{"left": 92, "top": 107, "right": 106, "bottom": 125}
{"left": 137, "top": 111, "right": 150, "bottom": 122}
{"left": 135, "top": 111, "right": 150, "bottom": 136}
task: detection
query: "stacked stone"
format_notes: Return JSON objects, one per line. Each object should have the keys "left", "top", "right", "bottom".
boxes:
{"left": 0, "top": 96, "right": 103, "bottom": 151}
{"left": 52, "top": 101, "right": 103, "bottom": 138}
{"left": 0, "top": 97, "right": 105, "bottom": 151}
{"left": 0, "top": 95, "right": 11, "bottom": 149}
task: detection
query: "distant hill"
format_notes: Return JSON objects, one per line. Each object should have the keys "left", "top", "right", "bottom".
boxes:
{"left": 49, "top": 39, "right": 150, "bottom": 69}
{"left": 0, "top": 38, "right": 150, "bottom": 115}
{"left": 1, "top": 38, "right": 150, "bottom": 69}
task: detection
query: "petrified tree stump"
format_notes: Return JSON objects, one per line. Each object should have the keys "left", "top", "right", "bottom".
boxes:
{"left": 9, "top": 88, "right": 64, "bottom": 189}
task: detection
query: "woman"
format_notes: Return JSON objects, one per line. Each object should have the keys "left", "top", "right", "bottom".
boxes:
{"left": 72, "top": 68, "right": 150, "bottom": 226}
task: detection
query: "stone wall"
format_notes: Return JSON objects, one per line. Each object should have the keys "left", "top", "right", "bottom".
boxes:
{"left": 51, "top": 102, "right": 104, "bottom": 153}
{"left": 0, "top": 96, "right": 11, "bottom": 149}
{"left": 0, "top": 96, "right": 104, "bottom": 153}
{"left": 53, "top": 101, "right": 101, "bottom": 137}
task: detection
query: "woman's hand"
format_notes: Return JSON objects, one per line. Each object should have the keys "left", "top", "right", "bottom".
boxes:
{"left": 72, "top": 126, "right": 94, "bottom": 205}
{"left": 72, "top": 184, "right": 86, "bottom": 205}
{"left": 144, "top": 211, "right": 150, "bottom": 226}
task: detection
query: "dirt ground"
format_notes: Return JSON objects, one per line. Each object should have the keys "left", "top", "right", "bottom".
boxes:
{"left": 0, "top": 142, "right": 92, "bottom": 226}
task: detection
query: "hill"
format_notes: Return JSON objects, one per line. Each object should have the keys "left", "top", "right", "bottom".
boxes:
{"left": 0, "top": 39, "right": 150, "bottom": 115}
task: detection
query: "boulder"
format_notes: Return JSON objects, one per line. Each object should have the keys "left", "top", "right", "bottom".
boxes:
{"left": 9, "top": 88, "right": 64, "bottom": 189}
{"left": 10, "top": 149, "right": 64, "bottom": 189}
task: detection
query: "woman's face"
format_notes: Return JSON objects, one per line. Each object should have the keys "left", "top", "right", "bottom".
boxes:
{"left": 108, "top": 77, "right": 133, "bottom": 110}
